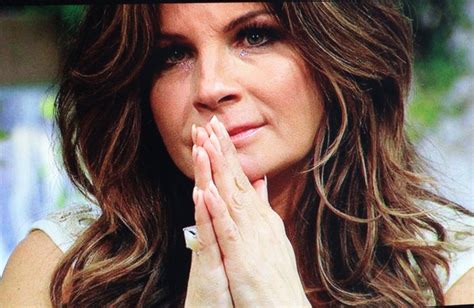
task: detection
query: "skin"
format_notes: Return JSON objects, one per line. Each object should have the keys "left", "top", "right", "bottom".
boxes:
{"left": 186, "top": 117, "right": 310, "bottom": 306}
{"left": 149, "top": 4, "right": 321, "bottom": 305}
{"left": 0, "top": 3, "right": 473, "bottom": 307}
{"left": 150, "top": 3, "right": 322, "bottom": 221}
{"left": 0, "top": 231, "right": 62, "bottom": 307}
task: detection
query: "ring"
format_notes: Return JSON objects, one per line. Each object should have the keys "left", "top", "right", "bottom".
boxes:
{"left": 183, "top": 225, "right": 199, "bottom": 252}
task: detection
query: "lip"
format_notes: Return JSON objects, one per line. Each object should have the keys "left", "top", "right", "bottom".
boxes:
{"left": 226, "top": 123, "right": 264, "bottom": 147}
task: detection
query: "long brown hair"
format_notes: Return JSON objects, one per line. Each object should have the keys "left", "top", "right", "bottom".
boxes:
{"left": 52, "top": 2, "right": 471, "bottom": 306}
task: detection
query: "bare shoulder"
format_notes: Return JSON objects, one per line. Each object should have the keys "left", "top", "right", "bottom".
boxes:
{"left": 445, "top": 267, "right": 474, "bottom": 305}
{"left": 0, "top": 230, "right": 63, "bottom": 307}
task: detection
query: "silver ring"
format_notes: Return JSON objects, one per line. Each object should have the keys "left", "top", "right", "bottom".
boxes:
{"left": 183, "top": 225, "right": 199, "bottom": 252}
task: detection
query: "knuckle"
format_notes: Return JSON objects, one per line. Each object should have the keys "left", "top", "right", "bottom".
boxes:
{"left": 222, "top": 222, "right": 240, "bottom": 242}
{"left": 234, "top": 173, "right": 251, "bottom": 192}
{"left": 197, "top": 235, "right": 215, "bottom": 252}
{"left": 231, "top": 192, "right": 247, "bottom": 210}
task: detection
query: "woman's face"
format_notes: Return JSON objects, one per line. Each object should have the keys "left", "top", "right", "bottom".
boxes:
{"left": 150, "top": 3, "right": 323, "bottom": 182}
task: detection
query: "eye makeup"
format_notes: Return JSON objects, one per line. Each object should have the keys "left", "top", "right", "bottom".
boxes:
{"left": 153, "top": 16, "right": 286, "bottom": 72}
{"left": 235, "top": 20, "right": 285, "bottom": 49}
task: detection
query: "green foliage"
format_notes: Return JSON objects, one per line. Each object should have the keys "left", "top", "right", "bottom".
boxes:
{"left": 40, "top": 94, "right": 56, "bottom": 121}
{"left": 20, "top": 5, "right": 86, "bottom": 29}
{"left": 0, "top": 130, "right": 8, "bottom": 141}
{"left": 57, "top": 5, "right": 86, "bottom": 30}
{"left": 409, "top": 53, "right": 467, "bottom": 132}
{"left": 404, "top": 0, "right": 471, "bottom": 138}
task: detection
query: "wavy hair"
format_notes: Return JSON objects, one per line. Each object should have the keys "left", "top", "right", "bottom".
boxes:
{"left": 51, "top": 2, "right": 471, "bottom": 307}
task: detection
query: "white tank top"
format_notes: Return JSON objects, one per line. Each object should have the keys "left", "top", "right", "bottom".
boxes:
{"left": 30, "top": 204, "right": 473, "bottom": 293}
{"left": 30, "top": 204, "right": 101, "bottom": 253}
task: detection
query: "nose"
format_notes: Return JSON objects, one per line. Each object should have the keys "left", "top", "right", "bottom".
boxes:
{"left": 192, "top": 48, "right": 241, "bottom": 109}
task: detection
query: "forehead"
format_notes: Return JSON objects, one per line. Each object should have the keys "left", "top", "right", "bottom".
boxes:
{"left": 158, "top": 3, "right": 267, "bottom": 32}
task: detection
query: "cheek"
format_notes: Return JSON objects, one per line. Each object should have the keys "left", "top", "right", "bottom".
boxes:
{"left": 256, "top": 56, "right": 322, "bottom": 132}
{"left": 149, "top": 80, "right": 195, "bottom": 178}
{"left": 268, "top": 59, "right": 323, "bottom": 160}
{"left": 150, "top": 87, "right": 177, "bottom": 144}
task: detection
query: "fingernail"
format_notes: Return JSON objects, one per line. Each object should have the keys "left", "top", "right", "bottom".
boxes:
{"left": 192, "top": 144, "right": 197, "bottom": 159}
{"left": 197, "top": 188, "right": 204, "bottom": 202}
{"left": 264, "top": 175, "right": 268, "bottom": 186}
{"left": 192, "top": 124, "right": 197, "bottom": 143}
{"left": 192, "top": 186, "right": 198, "bottom": 202}
{"left": 196, "top": 127, "right": 208, "bottom": 146}
{"left": 195, "top": 146, "right": 202, "bottom": 159}
{"left": 209, "top": 116, "right": 221, "bottom": 138}
{"left": 219, "top": 121, "right": 228, "bottom": 137}
{"left": 210, "top": 132, "right": 221, "bottom": 153}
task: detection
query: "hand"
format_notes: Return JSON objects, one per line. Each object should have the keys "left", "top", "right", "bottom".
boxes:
{"left": 195, "top": 116, "right": 310, "bottom": 307}
{"left": 184, "top": 126, "right": 233, "bottom": 308}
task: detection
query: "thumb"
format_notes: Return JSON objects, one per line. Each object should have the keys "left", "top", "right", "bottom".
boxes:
{"left": 252, "top": 175, "right": 269, "bottom": 204}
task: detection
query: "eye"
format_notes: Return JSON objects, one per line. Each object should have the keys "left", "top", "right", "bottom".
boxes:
{"left": 237, "top": 23, "right": 282, "bottom": 48}
{"left": 167, "top": 49, "right": 186, "bottom": 63}
{"left": 158, "top": 45, "right": 191, "bottom": 66}
{"left": 246, "top": 30, "right": 266, "bottom": 46}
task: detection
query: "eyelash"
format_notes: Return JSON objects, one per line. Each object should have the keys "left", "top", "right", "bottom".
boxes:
{"left": 237, "top": 22, "right": 282, "bottom": 48}
{"left": 156, "top": 22, "right": 282, "bottom": 69}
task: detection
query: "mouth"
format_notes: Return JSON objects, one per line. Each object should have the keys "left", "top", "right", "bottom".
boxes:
{"left": 226, "top": 124, "right": 264, "bottom": 147}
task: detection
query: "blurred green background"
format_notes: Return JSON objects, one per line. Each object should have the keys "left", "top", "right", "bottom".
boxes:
{"left": 0, "top": 2, "right": 473, "bottom": 273}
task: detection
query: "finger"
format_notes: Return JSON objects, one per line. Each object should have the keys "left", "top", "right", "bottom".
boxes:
{"left": 208, "top": 117, "right": 265, "bottom": 213}
{"left": 193, "top": 126, "right": 213, "bottom": 189}
{"left": 210, "top": 116, "right": 248, "bottom": 180}
{"left": 187, "top": 188, "right": 232, "bottom": 307}
{"left": 191, "top": 123, "right": 197, "bottom": 145}
{"left": 206, "top": 122, "right": 222, "bottom": 154}
{"left": 251, "top": 176, "right": 269, "bottom": 205}
{"left": 204, "top": 180, "right": 245, "bottom": 259}
{"left": 202, "top": 135, "right": 234, "bottom": 201}
{"left": 193, "top": 187, "right": 226, "bottom": 270}
{"left": 195, "top": 126, "right": 209, "bottom": 147}
{"left": 194, "top": 145, "right": 212, "bottom": 191}
{"left": 199, "top": 122, "right": 252, "bottom": 221}
{"left": 207, "top": 116, "right": 249, "bottom": 192}
{"left": 202, "top": 133, "right": 255, "bottom": 232}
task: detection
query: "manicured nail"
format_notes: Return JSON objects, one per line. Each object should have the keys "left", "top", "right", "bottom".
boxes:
{"left": 197, "top": 127, "right": 209, "bottom": 146}
{"left": 196, "top": 146, "right": 202, "bottom": 159}
{"left": 210, "top": 132, "right": 221, "bottom": 153}
{"left": 192, "top": 186, "right": 198, "bottom": 202}
{"left": 192, "top": 124, "right": 197, "bottom": 143}
{"left": 219, "top": 121, "right": 228, "bottom": 137}
{"left": 209, "top": 116, "right": 221, "bottom": 138}
{"left": 197, "top": 188, "right": 204, "bottom": 203}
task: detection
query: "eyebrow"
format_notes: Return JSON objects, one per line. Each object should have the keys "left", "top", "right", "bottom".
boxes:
{"left": 222, "top": 9, "right": 270, "bottom": 33}
{"left": 158, "top": 9, "right": 271, "bottom": 42}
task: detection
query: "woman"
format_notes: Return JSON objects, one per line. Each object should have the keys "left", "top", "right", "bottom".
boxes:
{"left": 1, "top": 2, "right": 473, "bottom": 307}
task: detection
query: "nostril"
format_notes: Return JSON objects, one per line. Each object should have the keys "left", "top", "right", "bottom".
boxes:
{"left": 217, "top": 94, "right": 238, "bottom": 104}
{"left": 194, "top": 93, "right": 239, "bottom": 110}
